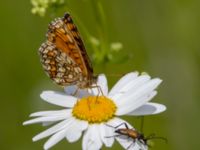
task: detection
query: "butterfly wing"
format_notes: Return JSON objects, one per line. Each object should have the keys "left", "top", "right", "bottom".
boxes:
{"left": 39, "top": 13, "right": 94, "bottom": 86}
{"left": 39, "top": 41, "right": 82, "bottom": 85}
{"left": 62, "top": 13, "right": 94, "bottom": 78}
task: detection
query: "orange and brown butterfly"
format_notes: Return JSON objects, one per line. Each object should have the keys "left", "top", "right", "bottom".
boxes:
{"left": 38, "top": 13, "right": 97, "bottom": 89}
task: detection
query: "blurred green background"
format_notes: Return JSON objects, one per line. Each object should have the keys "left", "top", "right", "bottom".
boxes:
{"left": 1, "top": 0, "right": 200, "bottom": 150}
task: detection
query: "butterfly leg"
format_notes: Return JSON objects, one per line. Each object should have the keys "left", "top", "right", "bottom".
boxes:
{"left": 72, "top": 87, "right": 79, "bottom": 97}
{"left": 88, "top": 84, "right": 104, "bottom": 102}
{"left": 89, "top": 84, "right": 104, "bottom": 96}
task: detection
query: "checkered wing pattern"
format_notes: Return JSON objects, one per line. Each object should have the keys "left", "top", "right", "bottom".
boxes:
{"left": 39, "top": 13, "right": 96, "bottom": 88}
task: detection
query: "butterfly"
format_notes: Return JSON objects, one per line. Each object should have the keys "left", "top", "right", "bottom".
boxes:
{"left": 38, "top": 13, "right": 97, "bottom": 89}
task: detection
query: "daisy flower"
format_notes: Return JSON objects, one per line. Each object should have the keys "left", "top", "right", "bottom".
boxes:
{"left": 23, "top": 72, "right": 166, "bottom": 150}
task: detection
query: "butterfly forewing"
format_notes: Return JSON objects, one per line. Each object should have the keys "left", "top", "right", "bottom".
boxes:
{"left": 63, "top": 13, "right": 94, "bottom": 77}
{"left": 39, "top": 13, "right": 96, "bottom": 88}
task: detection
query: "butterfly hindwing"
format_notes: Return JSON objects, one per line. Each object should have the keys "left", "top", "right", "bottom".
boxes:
{"left": 39, "top": 41, "right": 82, "bottom": 86}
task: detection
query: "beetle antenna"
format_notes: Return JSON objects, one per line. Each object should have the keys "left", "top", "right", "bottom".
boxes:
{"left": 105, "top": 122, "right": 129, "bottom": 129}
{"left": 105, "top": 124, "right": 115, "bottom": 128}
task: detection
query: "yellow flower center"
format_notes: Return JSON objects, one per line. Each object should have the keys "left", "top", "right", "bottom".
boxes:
{"left": 72, "top": 96, "right": 117, "bottom": 123}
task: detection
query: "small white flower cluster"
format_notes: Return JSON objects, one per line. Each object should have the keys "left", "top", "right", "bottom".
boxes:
{"left": 24, "top": 72, "right": 166, "bottom": 150}
{"left": 90, "top": 35, "right": 124, "bottom": 63}
{"left": 31, "top": 0, "right": 65, "bottom": 16}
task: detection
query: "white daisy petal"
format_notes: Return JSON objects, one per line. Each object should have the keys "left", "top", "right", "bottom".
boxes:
{"left": 33, "top": 117, "right": 74, "bottom": 141}
{"left": 90, "top": 125, "right": 103, "bottom": 150}
{"left": 23, "top": 115, "right": 69, "bottom": 125}
{"left": 115, "top": 78, "right": 162, "bottom": 115}
{"left": 107, "top": 117, "right": 134, "bottom": 130}
{"left": 134, "top": 142, "right": 148, "bottom": 150}
{"left": 44, "top": 128, "right": 68, "bottom": 150}
{"left": 41, "top": 91, "right": 77, "bottom": 107}
{"left": 109, "top": 74, "right": 150, "bottom": 102}
{"left": 74, "top": 119, "right": 88, "bottom": 131}
{"left": 82, "top": 128, "right": 90, "bottom": 150}
{"left": 64, "top": 85, "right": 77, "bottom": 95}
{"left": 43, "top": 117, "right": 79, "bottom": 150}
{"left": 127, "top": 102, "right": 166, "bottom": 116}
{"left": 137, "top": 142, "right": 148, "bottom": 150}
{"left": 116, "top": 91, "right": 157, "bottom": 115}
{"left": 97, "top": 74, "right": 108, "bottom": 95}
{"left": 82, "top": 125, "right": 103, "bottom": 150}
{"left": 24, "top": 110, "right": 71, "bottom": 126}
{"left": 66, "top": 128, "right": 82, "bottom": 143}
{"left": 42, "top": 122, "right": 54, "bottom": 126}
{"left": 113, "top": 78, "right": 161, "bottom": 107}
{"left": 64, "top": 85, "right": 90, "bottom": 98}
{"left": 109, "top": 72, "right": 139, "bottom": 96}
{"left": 88, "top": 74, "right": 108, "bottom": 96}
{"left": 99, "top": 123, "right": 114, "bottom": 147}
{"left": 66, "top": 119, "right": 88, "bottom": 143}
{"left": 30, "top": 109, "right": 71, "bottom": 117}
{"left": 116, "top": 135, "right": 134, "bottom": 150}
{"left": 116, "top": 138, "right": 147, "bottom": 150}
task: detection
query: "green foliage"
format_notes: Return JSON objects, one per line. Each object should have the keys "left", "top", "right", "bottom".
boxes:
{"left": 31, "top": 0, "right": 65, "bottom": 16}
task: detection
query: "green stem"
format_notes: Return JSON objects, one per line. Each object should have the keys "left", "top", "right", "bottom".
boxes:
{"left": 90, "top": 0, "right": 109, "bottom": 63}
